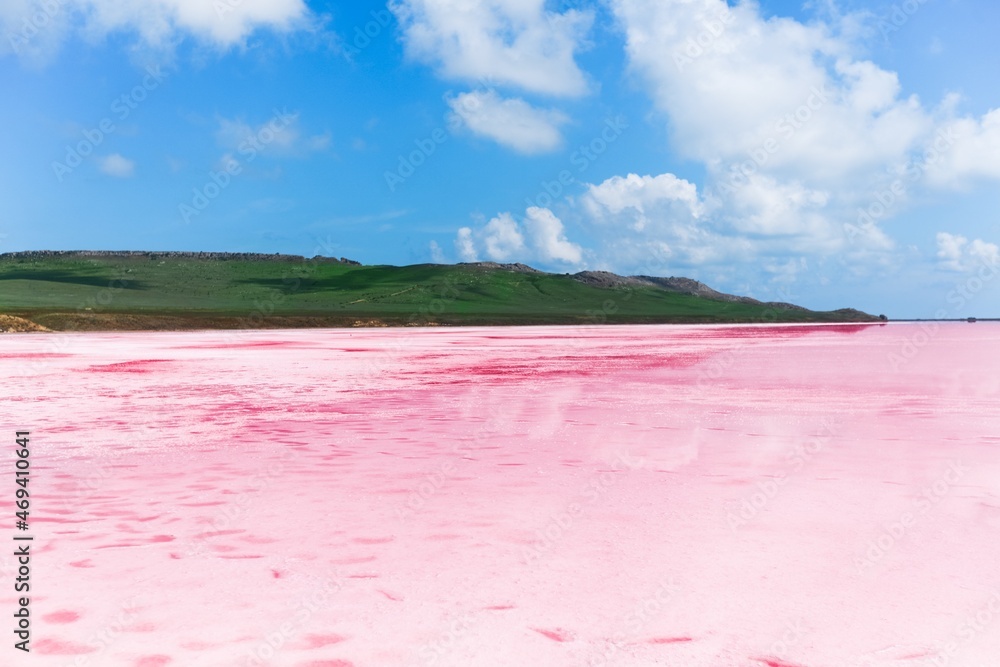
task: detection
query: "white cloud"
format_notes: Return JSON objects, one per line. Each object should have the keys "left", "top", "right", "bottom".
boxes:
{"left": 723, "top": 174, "right": 833, "bottom": 239}
{"left": 429, "top": 240, "right": 446, "bottom": 263}
{"left": 447, "top": 90, "right": 568, "bottom": 154}
{"left": 936, "top": 232, "right": 1000, "bottom": 272}
{"left": 583, "top": 172, "right": 704, "bottom": 231}
{"left": 607, "top": 0, "right": 1000, "bottom": 207}
{"left": 390, "top": 0, "right": 592, "bottom": 97}
{"left": 923, "top": 110, "right": 1000, "bottom": 188}
{"left": 450, "top": 163, "right": 902, "bottom": 296}
{"left": 523, "top": 207, "right": 583, "bottom": 264}
{"left": 968, "top": 239, "right": 1000, "bottom": 269}
{"left": 1, "top": 0, "right": 310, "bottom": 61}
{"left": 98, "top": 153, "right": 135, "bottom": 178}
{"left": 456, "top": 208, "right": 583, "bottom": 267}
{"left": 480, "top": 212, "right": 525, "bottom": 260}
{"left": 582, "top": 171, "right": 749, "bottom": 273}
{"left": 574, "top": 166, "right": 899, "bottom": 283}
{"left": 612, "top": 0, "right": 938, "bottom": 187}
{"left": 936, "top": 232, "right": 967, "bottom": 271}
{"left": 455, "top": 226, "right": 477, "bottom": 262}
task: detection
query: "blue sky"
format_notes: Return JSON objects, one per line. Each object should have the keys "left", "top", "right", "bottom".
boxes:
{"left": 1, "top": 0, "right": 999, "bottom": 318}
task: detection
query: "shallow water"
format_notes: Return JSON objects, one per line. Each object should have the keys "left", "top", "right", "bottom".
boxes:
{"left": 2, "top": 323, "right": 998, "bottom": 666}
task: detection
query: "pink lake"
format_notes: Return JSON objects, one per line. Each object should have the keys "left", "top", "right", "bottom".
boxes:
{"left": 2, "top": 323, "right": 999, "bottom": 667}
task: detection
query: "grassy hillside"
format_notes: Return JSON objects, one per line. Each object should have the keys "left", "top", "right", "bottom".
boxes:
{"left": 0, "top": 253, "right": 877, "bottom": 330}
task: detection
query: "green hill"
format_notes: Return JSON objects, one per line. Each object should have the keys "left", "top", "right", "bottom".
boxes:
{"left": 0, "top": 251, "right": 878, "bottom": 331}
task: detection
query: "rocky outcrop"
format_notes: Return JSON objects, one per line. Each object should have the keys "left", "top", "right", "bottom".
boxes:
{"left": 460, "top": 262, "right": 543, "bottom": 274}
{"left": 572, "top": 271, "right": 649, "bottom": 289}
{"left": 572, "top": 271, "right": 808, "bottom": 310}
{"left": 0, "top": 315, "right": 50, "bottom": 333}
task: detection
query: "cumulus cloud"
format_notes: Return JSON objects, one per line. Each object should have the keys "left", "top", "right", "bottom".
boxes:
{"left": 456, "top": 208, "right": 583, "bottom": 266}
{"left": 447, "top": 90, "right": 568, "bottom": 154}
{"left": 390, "top": 0, "right": 591, "bottom": 97}
{"left": 611, "top": 1, "right": 1000, "bottom": 195}
{"left": 923, "top": 110, "right": 1000, "bottom": 188}
{"left": 968, "top": 239, "right": 1000, "bottom": 268}
{"left": 455, "top": 226, "right": 477, "bottom": 262}
{"left": 936, "top": 233, "right": 1000, "bottom": 272}
{"left": 480, "top": 212, "right": 525, "bottom": 260}
{"left": 98, "top": 153, "right": 135, "bottom": 177}
{"left": 452, "top": 163, "right": 901, "bottom": 295}
{"left": 564, "top": 0, "right": 1000, "bottom": 284}
{"left": 1, "top": 0, "right": 310, "bottom": 61}
{"left": 453, "top": 168, "right": 858, "bottom": 282}
{"left": 722, "top": 174, "right": 834, "bottom": 240}
{"left": 582, "top": 171, "right": 750, "bottom": 273}
{"left": 573, "top": 165, "right": 899, "bottom": 285}
{"left": 523, "top": 206, "right": 583, "bottom": 264}
{"left": 583, "top": 172, "right": 704, "bottom": 231}
{"left": 612, "top": 0, "right": 933, "bottom": 182}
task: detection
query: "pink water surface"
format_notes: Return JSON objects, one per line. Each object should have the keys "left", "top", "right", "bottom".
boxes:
{"left": 2, "top": 323, "right": 999, "bottom": 667}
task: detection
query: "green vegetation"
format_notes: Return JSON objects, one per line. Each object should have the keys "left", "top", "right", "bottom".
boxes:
{"left": 0, "top": 253, "right": 876, "bottom": 331}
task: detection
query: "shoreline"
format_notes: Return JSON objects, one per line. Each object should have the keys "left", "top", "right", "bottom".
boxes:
{"left": 0, "top": 311, "right": 885, "bottom": 334}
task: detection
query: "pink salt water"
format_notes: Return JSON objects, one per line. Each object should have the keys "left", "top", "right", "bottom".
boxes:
{"left": 2, "top": 323, "right": 998, "bottom": 667}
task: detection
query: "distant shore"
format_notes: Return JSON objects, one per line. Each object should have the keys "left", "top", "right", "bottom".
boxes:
{"left": 0, "top": 251, "right": 881, "bottom": 332}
